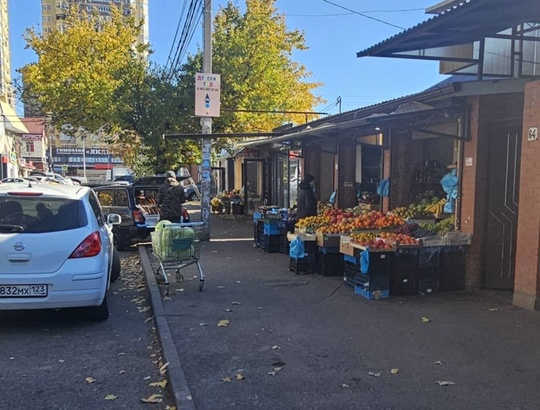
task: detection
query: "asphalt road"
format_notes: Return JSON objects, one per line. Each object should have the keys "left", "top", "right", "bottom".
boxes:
{"left": 0, "top": 250, "right": 174, "bottom": 410}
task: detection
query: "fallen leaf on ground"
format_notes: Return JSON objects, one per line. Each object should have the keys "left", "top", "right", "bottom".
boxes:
{"left": 199, "top": 323, "right": 208, "bottom": 327}
{"left": 257, "top": 307, "right": 262, "bottom": 310}
{"left": 217, "top": 286, "right": 225, "bottom": 289}
{"left": 104, "top": 395, "right": 118, "bottom": 401}
{"left": 236, "top": 281, "right": 242, "bottom": 284}
{"left": 225, "top": 309, "right": 233, "bottom": 312}
{"left": 273, "top": 367, "right": 283, "bottom": 372}
{"left": 117, "top": 352, "right": 126, "bottom": 356}
{"left": 144, "top": 317, "right": 153, "bottom": 323}
{"left": 165, "top": 406, "right": 177, "bottom": 410}
{"left": 488, "top": 308, "right": 499, "bottom": 312}
{"left": 231, "top": 301, "right": 242, "bottom": 305}
{"left": 236, "top": 374, "right": 245, "bottom": 380}
{"left": 163, "top": 296, "right": 171, "bottom": 301}
{"left": 341, "top": 384, "right": 349, "bottom": 388}
{"left": 85, "top": 377, "right": 96, "bottom": 384}
{"left": 391, "top": 368, "right": 400, "bottom": 375}
{"left": 58, "top": 359, "right": 65, "bottom": 363}
{"left": 435, "top": 380, "right": 455, "bottom": 386}
{"left": 149, "top": 380, "right": 168, "bottom": 388}
{"left": 144, "top": 376, "right": 151, "bottom": 380}
{"left": 421, "top": 317, "right": 431, "bottom": 323}
{"left": 267, "top": 371, "right": 276, "bottom": 376}
{"left": 217, "top": 319, "right": 230, "bottom": 327}
{"left": 138, "top": 306, "right": 151, "bottom": 313}
{"left": 222, "top": 377, "right": 231, "bottom": 382}
{"left": 159, "top": 362, "right": 170, "bottom": 375}
{"left": 434, "top": 361, "right": 443, "bottom": 366}
{"left": 272, "top": 345, "right": 280, "bottom": 350}
{"left": 141, "top": 394, "right": 163, "bottom": 403}
{"left": 118, "top": 370, "right": 126, "bottom": 374}
{"left": 368, "top": 372, "right": 381, "bottom": 377}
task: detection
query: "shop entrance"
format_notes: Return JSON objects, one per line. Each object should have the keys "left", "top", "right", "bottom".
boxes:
{"left": 242, "top": 159, "right": 266, "bottom": 214}
{"left": 484, "top": 127, "right": 521, "bottom": 289}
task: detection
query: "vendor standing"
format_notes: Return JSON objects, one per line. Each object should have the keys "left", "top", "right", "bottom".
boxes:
{"left": 156, "top": 171, "right": 186, "bottom": 222}
{"left": 296, "top": 174, "right": 317, "bottom": 219}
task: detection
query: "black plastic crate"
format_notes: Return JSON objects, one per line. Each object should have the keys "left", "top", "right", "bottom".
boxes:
{"left": 390, "top": 276, "right": 418, "bottom": 296}
{"left": 357, "top": 273, "right": 390, "bottom": 291}
{"left": 263, "top": 243, "right": 280, "bottom": 253}
{"left": 289, "top": 257, "right": 315, "bottom": 274}
{"left": 364, "top": 252, "right": 393, "bottom": 276}
{"left": 279, "top": 235, "right": 289, "bottom": 255}
{"left": 390, "top": 253, "right": 418, "bottom": 296}
{"left": 439, "top": 247, "right": 466, "bottom": 291}
{"left": 343, "top": 262, "right": 360, "bottom": 287}
{"left": 417, "top": 266, "right": 439, "bottom": 280}
{"left": 418, "top": 278, "right": 439, "bottom": 294}
{"left": 418, "top": 248, "right": 441, "bottom": 269}
{"left": 261, "top": 234, "right": 280, "bottom": 246}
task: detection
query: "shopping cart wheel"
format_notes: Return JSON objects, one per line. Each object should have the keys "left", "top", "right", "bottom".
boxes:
{"left": 199, "top": 280, "right": 205, "bottom": 292}
{"left": 175, "top": 271, "right": 184, "bottom": 283}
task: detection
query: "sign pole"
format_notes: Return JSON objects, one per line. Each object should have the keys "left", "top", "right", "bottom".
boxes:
{"left": 200, "top": 0, "right": 212, "bottom": 240}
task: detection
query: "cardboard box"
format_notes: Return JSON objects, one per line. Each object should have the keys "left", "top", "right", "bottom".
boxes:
{"left": 316, "top": 231, "right": 342, "bottom": 248}
{"left": 339, "top": 235, "right": 356, "bottom": 256}
{"left": 444, "top": 232, "right": 472, "bottom": 245}
{"left": 287, "top": 232, "right": 316, "bottom": 242}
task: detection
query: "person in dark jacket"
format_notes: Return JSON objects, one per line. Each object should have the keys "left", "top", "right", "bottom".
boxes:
{"left": 296, "top": 174, "right": 317, "bottom": 219}
{"left": 156, "top": 171, "right": 186, "bottom": 222}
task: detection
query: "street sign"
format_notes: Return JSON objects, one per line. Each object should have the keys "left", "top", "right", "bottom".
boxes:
{"left": 61, "top": 165, "right": 68, "bottom": 171}
{"left": 195, "top": 73, "right": 221, "bottom": 117}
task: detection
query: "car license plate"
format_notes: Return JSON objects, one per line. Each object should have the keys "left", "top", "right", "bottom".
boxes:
{"left": 0, "top": 285, "right": 48, "bottom": 298}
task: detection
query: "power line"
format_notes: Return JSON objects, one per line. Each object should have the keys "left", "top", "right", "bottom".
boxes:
{"left": 164, "top": 0, "right": 190, "bottom": 73}
{"left": 322, "top": 0, "right": 405, "bottom": 30}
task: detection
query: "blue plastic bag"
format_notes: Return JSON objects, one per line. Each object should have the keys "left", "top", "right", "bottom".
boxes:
{"left": 377, "top": 178, "right": 390, "bottom": 197}
{"left": 360, "top": 248, "right": 370, "bottom": 274}
{"left": 289, "top": 237, "right": 305, "bottom": 259}
{"left": 440, "top": 170, "right": 458, "bottom": 213}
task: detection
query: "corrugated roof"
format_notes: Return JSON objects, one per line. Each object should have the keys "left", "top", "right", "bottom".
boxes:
{"left": 356, "top": 0, "right": 540, "bottom": 58}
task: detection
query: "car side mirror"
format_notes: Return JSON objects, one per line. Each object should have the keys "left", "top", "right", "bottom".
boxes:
{"left": 107, "top": 214, "right": 122, "bottom": 225}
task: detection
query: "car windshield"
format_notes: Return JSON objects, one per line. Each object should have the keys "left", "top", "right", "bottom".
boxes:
{"left": 0, "top": 197, "right": 88, "bottom": 233}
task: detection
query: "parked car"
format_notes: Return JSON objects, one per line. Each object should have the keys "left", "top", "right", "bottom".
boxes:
{"left": 1, "top": 177, "right": 28, "bottom": 184}
{"left": 0, "top": 184, "right": 122, "bottom": 321}
{"left": 30, "top": 172, "right": 74, "bottom": 185}
{"left": 93, "top": 179, "right": 190, "bottom": 250}
{"left": 184, "top": 183, "right": 202, "bottom": 202}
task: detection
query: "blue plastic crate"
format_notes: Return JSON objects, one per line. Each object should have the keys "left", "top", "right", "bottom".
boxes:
{"left": 344, "top": 254, "right": 360, "bottom": 265}
{"left": 253, "top": 212, "right": 263, "bottom": 222}
{"left": 354, "top": 285, "right": 389, "bottom": 300}
{"left": 263, "top": 224, "right": 280, "bottom": 235}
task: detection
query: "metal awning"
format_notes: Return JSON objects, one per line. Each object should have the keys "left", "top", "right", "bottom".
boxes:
{"left": 0, "top": 101, "right": 28, "bottom": 134}
{"left": 236, "top": 118, "right": 373, "bottom": 148}
{"left": 356, "top": 0, "right": 540, "bottom": 59}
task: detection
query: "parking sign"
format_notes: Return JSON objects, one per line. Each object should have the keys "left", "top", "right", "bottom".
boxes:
{"left": 195, "top": 73, "right": 221, "bottom": 117}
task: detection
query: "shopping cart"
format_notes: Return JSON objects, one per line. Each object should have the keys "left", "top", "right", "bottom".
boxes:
{"left": 151, "top": 222, "right": 205, "bottom": 292}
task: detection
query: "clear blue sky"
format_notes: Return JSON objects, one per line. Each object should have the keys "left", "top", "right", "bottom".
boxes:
{"left": 9, "top": 0, "right": 445, "bottom": 116}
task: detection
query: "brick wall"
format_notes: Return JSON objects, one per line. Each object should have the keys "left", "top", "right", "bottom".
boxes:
{"left": 514, "top": 80, "right": 540, "bottom": 310}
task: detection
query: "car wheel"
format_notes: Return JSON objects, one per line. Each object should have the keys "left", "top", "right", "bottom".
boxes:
{"left": 86, "top": 292, "right": 109, "bottom": 322}
{"left": 113, "top": 227, "right": 130, "bottom": 251}
{"left": 111, "top": 248, "right": 121, "bottom": 283}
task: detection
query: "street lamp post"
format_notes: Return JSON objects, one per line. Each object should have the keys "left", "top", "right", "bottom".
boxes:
{"left": 82, "top": 135, "right": 87, "bottom": 180}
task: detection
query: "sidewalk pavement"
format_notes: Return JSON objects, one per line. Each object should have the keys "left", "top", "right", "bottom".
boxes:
{"left": 140, "top": 210, "right": 540, "bottom": 410}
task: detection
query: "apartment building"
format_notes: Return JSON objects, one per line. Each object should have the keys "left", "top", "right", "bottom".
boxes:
{"left": 41, "top": 0, "right": 148, "bottom": 46}
{"left": 0, "top": 0, "right": 11, "bottom": 105}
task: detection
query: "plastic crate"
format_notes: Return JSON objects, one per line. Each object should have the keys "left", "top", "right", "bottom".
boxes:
{"left": 364, "top": 251, "right": 393, "bottom": 276}
{"left": 343, "top": 254, "right": 360, "bottom": 265}
{"left": 263, "top": 243, "right": 280, "bottom": 253}
{"left": 357, "top": 273, "right": 390, "bottom": 291}
{"left": 289, "top": 257, "right": 315, "bottom": 274}
{"left": 343, "top": 262, "right": 360, "bottom": 287}
{"left": 354, "top": 285, "right": 389, "bottom": 300}
{"left": 264, "top": 224, "right": 280, "bottom": 235}
{"left": 318, "top": 246, "right": 340, "bottom": 254}
{"left": 439, "top": 247, "right": 466, "bottom": 291}
{"left": 418, "top": 248, "right": 441, "bottom": 269}
{"left": 418, "top": 278, "right": 439, "bottom": 294}
{"left": 253, "top": 212, "right": 263, "bottom": 222}
{"left": 316, "top": 252, "right": 344, "bottom": 276}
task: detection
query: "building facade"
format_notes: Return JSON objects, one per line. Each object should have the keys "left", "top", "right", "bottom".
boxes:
{"left": 41, "top": 0, "right": 148, "bottom": 46}
{"left": 0, "top": 0, "right": 11, "bottom": 105}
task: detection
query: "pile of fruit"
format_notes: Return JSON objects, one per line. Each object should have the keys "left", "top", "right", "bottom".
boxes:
{"left": 349, "top": 232, "right": 394, "bottom": 250}
{"left": 379, "top": 232, "right": 420, "bottom": 246}
{"left": 390, "top": 191, "right": 446, "bottom": 219}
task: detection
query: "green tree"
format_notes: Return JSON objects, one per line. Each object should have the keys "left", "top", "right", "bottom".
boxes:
{"left": 20, "top": 6, "right": 147, "bottom": 136}
{"left": 174, "top": 0, "right": 324, "bottom": 141}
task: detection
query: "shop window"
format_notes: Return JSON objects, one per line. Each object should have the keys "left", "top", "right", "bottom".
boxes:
{"left": 25, "top": 142, "right": 35, "bottom": 153}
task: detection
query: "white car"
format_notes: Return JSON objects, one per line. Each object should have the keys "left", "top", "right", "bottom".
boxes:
{"left": 0, "top": 184, "right": 121, "bottom": 321}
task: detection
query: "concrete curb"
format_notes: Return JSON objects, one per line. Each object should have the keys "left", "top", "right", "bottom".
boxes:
{"left": 139, "top": 246, "right": 196, "bottom": 410}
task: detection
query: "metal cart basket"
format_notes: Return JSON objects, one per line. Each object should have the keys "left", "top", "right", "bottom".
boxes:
{"left": 151, "top": 222, "right": 205, "bottom": 292}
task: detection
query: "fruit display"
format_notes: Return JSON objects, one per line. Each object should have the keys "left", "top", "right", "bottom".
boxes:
{"left": 295, "top": 215, "right": 327, "bottom": 233}
{"left": 305, "top": 208, "right": 405, "bottom": 234}
{"left": 391, "top": 191, "right": 446, "bottom": 219}
{"left": 379, "top": 232, "right": 420, "bottom": 246}
{"left": 349, "top": 232, "right": 394, "bottom": 250}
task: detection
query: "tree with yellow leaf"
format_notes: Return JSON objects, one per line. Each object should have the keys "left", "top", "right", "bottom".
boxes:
{"left": 21, "top": 6, "right": 147, "bottom": 136}
{"left": 174, "top": 0, "right": 324, "bottom": 141}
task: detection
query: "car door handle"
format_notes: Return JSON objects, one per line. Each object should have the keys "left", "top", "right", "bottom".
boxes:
{"left": 7, "top": 253, "right": 31, "bottom": 262}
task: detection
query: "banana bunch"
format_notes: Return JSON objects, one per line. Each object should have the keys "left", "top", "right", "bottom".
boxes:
{"left": 425, "top": 198, "right": 447, "bottom": 214}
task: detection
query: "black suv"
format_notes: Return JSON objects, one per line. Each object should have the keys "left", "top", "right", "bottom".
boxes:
{"left": 93, "top": 176, "right": 190, "bottom": 250}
